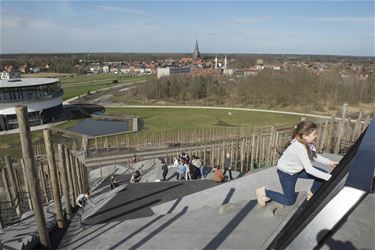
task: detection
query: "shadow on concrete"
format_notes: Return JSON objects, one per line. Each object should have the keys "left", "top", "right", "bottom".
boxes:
{"left": 167, "top": 197, "right": 183, "bottom": 214}
{"left": 61, "top": 216, "right": 121, "bottom": 249}
{"left": 222, "top": 188, "right": 236, "bottom": 205}
{"left": 108, "top": 215, "right": 165, "bottom": 250}
{"left": 87, "top": 182, "right": 183, "bottom": 219}
{"left": 236, "top": 171, "right": 247, "bottom": 179}
{"left": 313, "top": 229, "right": 356, "bottom": 250}
{"left": 166, "top": 172, "right": 178, "bottom": 181}
{"left": 84, "top": 199, "right": 162, "bottom": 225}
{"left": 107, "top": 198, "right": 184, "bottom": 249}
{"left": 203, "top": 200, "right": 257, "bottom": 250}
{"left": 128, "top": 207, "right": 189, "bottom": 250}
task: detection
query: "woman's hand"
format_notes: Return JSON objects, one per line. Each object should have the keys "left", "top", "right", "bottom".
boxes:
{"left": 330, "top": 162, "right": 339, "bottom": 168}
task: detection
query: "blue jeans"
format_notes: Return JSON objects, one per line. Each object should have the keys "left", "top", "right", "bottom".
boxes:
{"left": 265, "top": 169, "right": 325, "bottom": 206}
{"left": 200, "top": 166, "right": 205, "bottom": 178}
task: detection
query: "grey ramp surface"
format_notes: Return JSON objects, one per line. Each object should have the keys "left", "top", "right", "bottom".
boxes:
{"left": 82, "top": 180, "right": 217, "bottom": 225}
{"left": 58, "top": 167, "right": 307, "bottom": 250}
{"left": 59, "top": 198, "right": 299, "bottom": 250}
{"left": 59, "top": 156, "right": 341, "bottom": 249}
{"left": 151, "top": 166, "right": 317, "bottom": 215}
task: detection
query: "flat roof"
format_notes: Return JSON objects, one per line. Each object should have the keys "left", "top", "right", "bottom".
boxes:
{"left": 0, "top": 78, "right": 59, "bottom": 88}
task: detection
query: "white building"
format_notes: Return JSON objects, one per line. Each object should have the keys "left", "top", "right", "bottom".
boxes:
{"left": 0, "top": 76, "right": 64, "bottom": 131}
{"left": 157, "top": 67, "right": 170, "bottom": 79}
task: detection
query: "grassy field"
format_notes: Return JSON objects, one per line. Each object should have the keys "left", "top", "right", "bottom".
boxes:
{"left": 60, "top": 75, "right": 146, "bottom": 101}
{"left": 25, "top": 73, "right": 147, "bottom": 100}
{"left": 105, "top": 107, "right": 302, "bottom": 132}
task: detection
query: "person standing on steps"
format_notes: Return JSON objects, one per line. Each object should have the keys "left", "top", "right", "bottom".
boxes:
{"left": 161, "top": 160, "right": 168, "bottom": 181}
{"left": 223, "top": 153, "right": 233, "bottom": 180}
{"left": 256, "top": 121, "right": 339, "bottom": 208}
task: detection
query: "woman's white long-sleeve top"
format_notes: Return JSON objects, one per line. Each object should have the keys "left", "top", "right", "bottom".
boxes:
{"left": 277, "top": 140, "right": 333, "bottom": 181}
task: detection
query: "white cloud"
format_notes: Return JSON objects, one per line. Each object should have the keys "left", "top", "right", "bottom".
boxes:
{"left": 232, "top": 17, "right": 269, "bottom": 25}
{"left": 1, "top": 15, "right": 62, "bottom": 30}
{"left": 96, "top": 5, "right": 147, "bottom": 15}
{"left": 205, "top": 31, "right": 243, "bottom": 36}
{"left": 304, "top": 16, "right": 374, "bottom": 23}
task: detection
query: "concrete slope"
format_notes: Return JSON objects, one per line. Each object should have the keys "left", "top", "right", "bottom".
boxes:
{"left": 151, "top": 154, "right": 341, "bottom": 215}
{"left": 151, "top": 166, "right": 315, "bottom": 215}
{"left": 58, "top": 194, "right": 306, "bottom": 250}
{"left": 82, "top": 180, "right": 218, "bottom": 226}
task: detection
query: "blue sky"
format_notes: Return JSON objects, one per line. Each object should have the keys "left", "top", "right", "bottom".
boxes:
{"left": 1, "top": 1, "right": 374, "bottom": 56}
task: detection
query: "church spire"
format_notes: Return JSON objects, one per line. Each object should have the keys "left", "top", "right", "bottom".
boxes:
{"left": 192, "top": 40, "right": 201, "bottom": 62}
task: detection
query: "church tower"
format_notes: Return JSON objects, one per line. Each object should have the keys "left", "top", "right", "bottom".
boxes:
{"left": 192, "top": 40, "right": 201, "bottom": 62}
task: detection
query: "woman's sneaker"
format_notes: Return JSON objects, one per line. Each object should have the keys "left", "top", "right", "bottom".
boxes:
{"left": 256, "top": 187, "right": 269, "bottom": 208}
{"left": 307, "top": 190, "right": 314, "bottom": 201}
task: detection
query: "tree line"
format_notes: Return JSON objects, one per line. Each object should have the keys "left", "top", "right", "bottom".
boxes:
{"left": 128, "top": 68, "right": 375, "bottom": 112}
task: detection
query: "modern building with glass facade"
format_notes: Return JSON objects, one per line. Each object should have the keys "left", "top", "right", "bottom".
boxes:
{"left": 0, "top": 77, "right": 64, "bottom": 131}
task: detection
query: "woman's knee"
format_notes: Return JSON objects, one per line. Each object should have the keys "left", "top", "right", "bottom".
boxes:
{"left": 284, "top": 196, "right": 296, "bottom": 205}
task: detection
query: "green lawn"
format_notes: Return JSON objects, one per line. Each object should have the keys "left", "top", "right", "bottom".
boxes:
{"left": 62, "top": 75, "right": 147, "bottom": 100}
{"left": 60, "top": 73, "right": 122, "bottom": 84}
{"left": 62, "top": 82, "right": 115, "bottom": 100}
{"left": 105, "top": 107, "right": 302, "bottom": 132}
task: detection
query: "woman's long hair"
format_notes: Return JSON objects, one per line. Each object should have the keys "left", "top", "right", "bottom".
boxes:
{"left": 284, "top": 121, "right": 317, "bottom": 160}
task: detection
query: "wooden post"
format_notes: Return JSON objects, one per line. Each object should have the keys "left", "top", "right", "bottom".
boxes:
{"left": 221, "top": 141, "right": 226, "bottom": 168}
{"left": 100, "top": 161, "right": 103, "bottom": 179}
{"left": 4, "top": 155, "right": 22, "bottom": 217}
{"left": 334, "top": 103, "right": 348, "bottom": 154}
{"left": 0, "top": 209, "right": 3, "bottom": 229}
{"left": 272, "top": 131, "right": 280, "bottom": 166}
{"left": 203, "top": 145, "right": 207, "bottom": 166}
{"left": 261, "top": 136, "right": 266, "bottom": 164}
{"left": 16, "top": 106, "right": 51, "bottom": 248}
{"left": 250, "top": 133, "right": 256, "bottom": 171}
{"left": 58, "top": 144, "right": 72, "bottom": 220}
{"left": 75, "top": 157, "right": 84, "bottom": 194}
{"left": 43, "top": 129, "right": 65, "bottom": 229}
{"left": 327, "top": 114, "right": 336, "bottom": 151}
{"left": 1, "top": 167, "right": 12, "bottom": 203}
{"left": 267, "top": 127, "right": 275, "bottom": 165}
{"left": 240, "top": 139, "right": 245, "bottom": 172}
{"left": 352, "top": 111, "right": 363, "bottom": 141}
{"left": 80, "top": 163, "right": 89, "bottom": 193}
{"left": 20, "top": 159, "right": 33, "bottom": 210}
{"left": 64, "top": 147, "right": 75, "bottom": 207}
{"left": 319, "top": 120, "right": 329, "bottom": 152}
{"left": 69, "top": 152, "right": 79, "bottom": 206}
{"left": 15, "top": 169, "right": 24, "bottom": 203}
{"left": 39, "top": 162, "right": 49, "bottom": 203}
{"left": 256, "top": 134, "right": 260, "bottom": 164}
